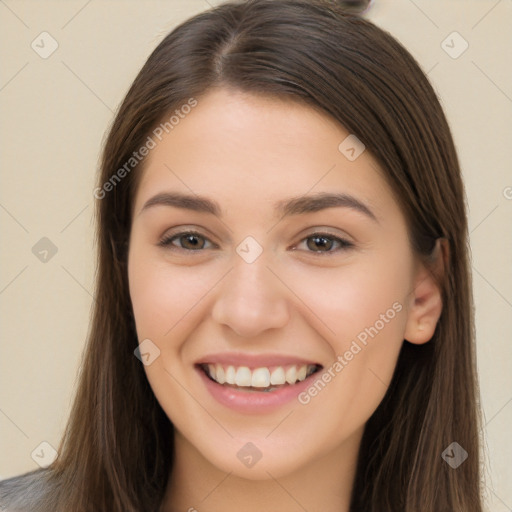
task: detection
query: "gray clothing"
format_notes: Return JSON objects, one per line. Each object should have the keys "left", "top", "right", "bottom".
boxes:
{"left": 0, "top": 469, "right": 53, "bottom": 512}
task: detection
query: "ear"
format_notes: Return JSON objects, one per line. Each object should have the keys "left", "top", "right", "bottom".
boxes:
{"left": 404, "top": 238, "right": 448, "bottom": 345}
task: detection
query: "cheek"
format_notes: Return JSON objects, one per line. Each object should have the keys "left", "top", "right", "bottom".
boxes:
{"left": 128, "top": 248, "right": 214, "bottom": 341}
{"left": 286, "top": 249, "right": 412, "bottom": 349}
{"left": 288, "top": 250, "right": 411, "bottom": 422}
{"left": 127, "top": 247, "right": 213, "bottom": 423}
{"left": 128, "top": 262, "right": 174, "bottom": 340}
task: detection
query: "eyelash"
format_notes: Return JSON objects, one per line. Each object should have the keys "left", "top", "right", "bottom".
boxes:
{"left": 157, "top": 230, "right": 354, "bottom": 255}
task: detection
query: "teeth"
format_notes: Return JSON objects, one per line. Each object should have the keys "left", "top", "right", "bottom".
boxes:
{"left": 205, "top": 363, "right": 318, "bottom": 388}
{"left": 270, "top": 367, "right": 286, "bottom": 385}
{"left": 285, "top": 366, "right": 297, "bottom": 384}
{"left": 215, "top": 364, "right": 225, "bottom": 384}
{"left": 251, "top": 368, "right": 270, "bottom": 388}
{"left": 235, "top": 367, "right": 252, "bottom": 387}
{"left": 296, "top": 365, "right": 307, "bottom": 381}
{"left": 225, "top": 365, "right": 236, "bottom": 384}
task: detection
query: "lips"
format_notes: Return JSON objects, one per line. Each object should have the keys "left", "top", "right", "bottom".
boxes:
{"left": 196, "top": 355, "right": 323, "bottom": 413}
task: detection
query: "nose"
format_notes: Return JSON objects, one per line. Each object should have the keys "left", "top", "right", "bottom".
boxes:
{"left": 211, "top": 254, "right": 290, "bottom": 338}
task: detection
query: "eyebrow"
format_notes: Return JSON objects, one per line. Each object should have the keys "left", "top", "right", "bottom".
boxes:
{"left": 139, "top": 191, "right": 378, "bottom": 222}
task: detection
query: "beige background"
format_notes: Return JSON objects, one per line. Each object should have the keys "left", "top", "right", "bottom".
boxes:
{"left": 0, "top": 0, "right": 511, "bottom": 509}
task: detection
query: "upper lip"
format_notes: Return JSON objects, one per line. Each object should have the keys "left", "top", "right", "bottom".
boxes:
{"left": 195, "top": 352, "right": 322, "bottom": 368}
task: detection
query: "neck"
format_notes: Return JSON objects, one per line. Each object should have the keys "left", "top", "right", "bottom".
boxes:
{"left": 160, "top": 428, "right": 362, "bottom": 512}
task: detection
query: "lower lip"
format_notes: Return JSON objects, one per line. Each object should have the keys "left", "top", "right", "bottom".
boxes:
{"left": 196, "top": 366, "right": 317, "bottom": 414}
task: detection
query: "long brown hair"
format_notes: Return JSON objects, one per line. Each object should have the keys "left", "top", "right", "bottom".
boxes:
{"left": 5, "top": 0, "right": 483, "bottom": 510}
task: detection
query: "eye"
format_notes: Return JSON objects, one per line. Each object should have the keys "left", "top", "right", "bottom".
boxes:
{"left": 294, "top": 232, "right": 354, "bottom": 254}
{"left": 158, "top": 230, "right": 353, "bottom": 254}
{"left": 158, "top": 231, "right": 216, "bottom": 251}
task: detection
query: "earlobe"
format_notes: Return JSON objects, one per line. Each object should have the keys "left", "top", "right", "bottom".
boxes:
{"left": 404, "top": 238, "right": 448, "bottom": 345}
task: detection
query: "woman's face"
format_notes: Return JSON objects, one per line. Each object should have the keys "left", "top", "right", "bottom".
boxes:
{"left": 127, "top": 88, "right": 434, "bottom": 480}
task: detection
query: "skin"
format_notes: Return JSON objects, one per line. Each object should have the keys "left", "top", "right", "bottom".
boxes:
{"left": 127, "top": 87, "right": 443, "bottom": 512}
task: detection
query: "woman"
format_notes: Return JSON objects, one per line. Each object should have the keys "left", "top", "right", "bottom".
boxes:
{"left": 0, "top": 0, "right": 483, "bottom": 510}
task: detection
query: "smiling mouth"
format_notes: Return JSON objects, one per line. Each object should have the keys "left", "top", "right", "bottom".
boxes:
{"left": 198, "top": 363, "right": 323, "bottom": 393}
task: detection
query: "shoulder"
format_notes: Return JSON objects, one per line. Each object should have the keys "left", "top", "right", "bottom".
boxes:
{"left": 0, "top": 469, "right": 53, "bottom": 512}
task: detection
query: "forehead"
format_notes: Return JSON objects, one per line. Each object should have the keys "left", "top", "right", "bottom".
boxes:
{"left": 133, "top": 88, "right": 400, "bottom": 224}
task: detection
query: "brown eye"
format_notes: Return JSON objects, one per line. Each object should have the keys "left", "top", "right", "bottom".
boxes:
{"left": 307, "top": 234, "right": 334, "bottom": 252}
{"left": 158, "top": 231, "right": 214, "bottom": 251}
{"left": 298, "top": 233, "right": 354, "bottom": 254}
{"left": 177, "top": 233, "right": 205, "bottom": 250}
